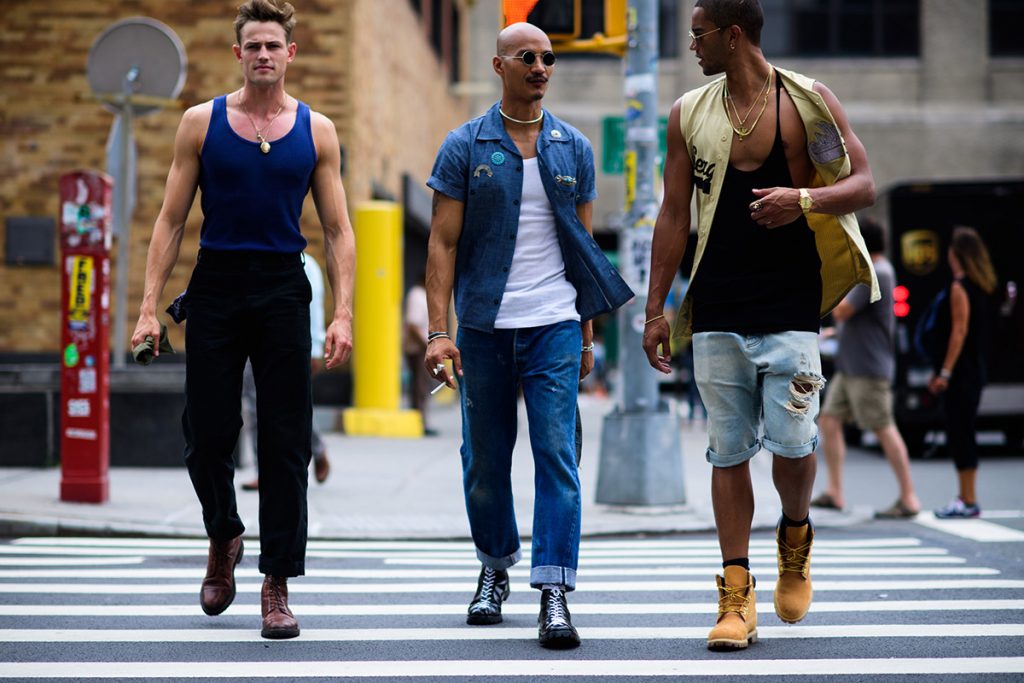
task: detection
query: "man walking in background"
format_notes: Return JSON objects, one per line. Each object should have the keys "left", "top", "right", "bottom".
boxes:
{"left": 814, "top": 217, "right": 920, "bottom": 518}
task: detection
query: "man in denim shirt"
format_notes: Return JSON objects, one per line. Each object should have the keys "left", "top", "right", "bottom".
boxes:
{"left": 424, "top": 23, "right": 632, "bottom": 650}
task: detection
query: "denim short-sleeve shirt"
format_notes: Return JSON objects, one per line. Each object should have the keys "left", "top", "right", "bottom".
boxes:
{"left": 427, "top": 102, "right": 633, "bottom": 333}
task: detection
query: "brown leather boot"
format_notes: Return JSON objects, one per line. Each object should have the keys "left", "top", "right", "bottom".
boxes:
{"left": 261, "top": 575, "right": 300, "bottom": 639}
{"left": 200, "top": 535, "right": 244, "bottom": 616}
{"left": 707, "top": 566, "right": 757, "bottom": 651}
{"left": 774, "top": 521, "right": 814, "bottom": 623}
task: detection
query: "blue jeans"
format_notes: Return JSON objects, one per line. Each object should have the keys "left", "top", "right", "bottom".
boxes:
{"left": 457, "top": 321, "right": 582, "bottom": 590}
{"left": 693, "top": 331, "right": 825, "bottom": 468}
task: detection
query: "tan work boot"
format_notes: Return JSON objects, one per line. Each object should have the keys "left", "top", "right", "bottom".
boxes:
{"left": 261, "top": 575, "right": 300, "bottom": 639}
{"left": 774, "top": 521, "right": 814, "bottom": 623}
{"left": 707, "top": 566, "right": 758, "bottom": 651}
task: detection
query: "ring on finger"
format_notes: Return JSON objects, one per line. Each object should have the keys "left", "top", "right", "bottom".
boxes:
{"left": 432, "top": 363, "right": 444, "bottom": 376}
{"left": 752, "top": 201, "right": 762, "bottom": 212}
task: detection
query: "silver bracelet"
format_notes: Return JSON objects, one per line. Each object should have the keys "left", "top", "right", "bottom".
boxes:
{"left": 582, "top": 343, "right": 595, "bottom": 353}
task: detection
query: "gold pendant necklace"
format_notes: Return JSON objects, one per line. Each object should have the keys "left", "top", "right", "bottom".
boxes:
{"left": 238, "top": 94, "right": 285, "bottom": 154}
{"left": 723, "top": 69, "right": 773, "bottom": 141}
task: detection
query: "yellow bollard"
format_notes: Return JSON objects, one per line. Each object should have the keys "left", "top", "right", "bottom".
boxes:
{"left": 342, "top": 201, "right": 424, "bottom": 437}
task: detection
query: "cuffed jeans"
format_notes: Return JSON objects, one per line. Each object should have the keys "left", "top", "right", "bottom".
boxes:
{"left": 457, "top": 321, "right": 582, "bottom": 590}
{"left": 182, "top": 249, "right": 312, "bottom": 577}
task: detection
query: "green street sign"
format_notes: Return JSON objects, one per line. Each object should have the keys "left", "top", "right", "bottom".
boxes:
{"left": 601, "top": 116, "right": 669, "bottom": 175}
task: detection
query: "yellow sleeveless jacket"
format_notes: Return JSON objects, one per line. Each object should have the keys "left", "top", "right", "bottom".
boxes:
{"left": 672, "top": 66, "right": 879, "bottom": 342}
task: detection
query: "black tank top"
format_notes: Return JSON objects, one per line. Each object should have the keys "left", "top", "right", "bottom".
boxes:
{"left": 690, "top": 72, "right": 822, "bottom": 334}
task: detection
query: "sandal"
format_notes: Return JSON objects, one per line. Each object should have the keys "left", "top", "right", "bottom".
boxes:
{"left": 810, "top": 492, "right": 842, "bottom": 511}
{"left": 874, "top": 500, "right": 920, "bottom": 519}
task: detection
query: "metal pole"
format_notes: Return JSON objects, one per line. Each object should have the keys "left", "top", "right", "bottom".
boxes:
{"left": 595, "top": 0, "right": 684, "bottom": 506}
{"left": 112, "top": 66, "right": 138, "bottom": 369}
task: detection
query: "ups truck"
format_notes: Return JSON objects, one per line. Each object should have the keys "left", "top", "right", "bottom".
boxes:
{"left": 888, "top": 179, "right": 1024, "bottom": 456}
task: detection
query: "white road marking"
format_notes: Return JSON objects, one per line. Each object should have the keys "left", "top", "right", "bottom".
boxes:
{"left": 0, "top": 658, "right": 1021, "bottom": 678}
{"left": 3, "top": 623, "right": 1022, "bottom": 642}
{"left": 0, "top": 579, "right": 1020, "bottom": 594}
{"left": 915, "top": 516, "right": 1024, "bottom": 542}
{"left": 0, "top": 557, "right": 144, "bottom": 566}
{"left": 0, "top": 565, "right": 996, "bottom": 580}
{"left": 2, "top": 599, "right": 1022, "bottom": 618}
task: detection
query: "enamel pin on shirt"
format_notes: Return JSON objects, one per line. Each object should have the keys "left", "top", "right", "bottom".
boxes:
{"left": 555, "top": 175, "right": 577, "bottom": 186}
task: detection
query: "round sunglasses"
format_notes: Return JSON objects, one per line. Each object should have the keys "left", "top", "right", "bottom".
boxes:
{"left": 502, "top": 50, "right": 556, "bottom": 67}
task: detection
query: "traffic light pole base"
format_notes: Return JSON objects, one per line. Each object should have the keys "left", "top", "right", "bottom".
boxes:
{"left": 595, "top": 405, "right": 685, "bottom": 506}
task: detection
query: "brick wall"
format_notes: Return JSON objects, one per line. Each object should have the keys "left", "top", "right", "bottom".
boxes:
{"left": 0, "top": 0, "right": 469, "bottom": 353}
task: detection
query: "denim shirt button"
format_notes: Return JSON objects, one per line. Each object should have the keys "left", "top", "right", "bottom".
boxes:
{"left": 516, "top": 166, "right": 522, "bottom": 171}
{"left": 492, "top": 299, "right": 499, "bottom": 305}
{"left": 470, "top": 189, "right": 476, "bottom": 195}
{"left": 502, "top": 266, "right": 508, "bottom": 272}
{"left": 512, "top": 199, "right": 519, "bottom": 205}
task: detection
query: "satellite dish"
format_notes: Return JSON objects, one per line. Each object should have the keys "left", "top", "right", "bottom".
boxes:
{"left": 87, "top": 17, "right": 187, "bottom": 116}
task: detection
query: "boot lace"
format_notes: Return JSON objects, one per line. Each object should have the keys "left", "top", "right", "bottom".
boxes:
{"left": 717, "top": 581, "right": 752, "bottom": 617}
{"left": 266, "top": 577, "right": 289, "bottom": 614}
{"left": 779, "top": 537, "right": 812, "bottom": 578}
{"left": 544, "top": 588, "right": 569, "bottom": 627}
{"left": 470, "top": 568, "right": 499, "bottom": 612}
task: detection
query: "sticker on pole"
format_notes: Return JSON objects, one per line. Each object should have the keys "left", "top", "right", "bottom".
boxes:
{"left": 68, "top": 255, "right": 94, "bottom": 331}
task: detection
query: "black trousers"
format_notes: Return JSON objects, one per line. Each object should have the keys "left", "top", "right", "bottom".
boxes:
{"left": 943, "top": 370, "right": 983, "bottom": 472}
{"left": 182, "top": 249, "right": 312, "bottom": 577}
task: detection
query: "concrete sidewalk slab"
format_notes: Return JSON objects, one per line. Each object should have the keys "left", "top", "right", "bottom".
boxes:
{"left": 0, "top": 395, "right": 866, "bottom": 539}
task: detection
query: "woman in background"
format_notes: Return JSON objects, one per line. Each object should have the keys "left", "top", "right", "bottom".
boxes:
{"left": 928, "top": 227, "right": 998, "bottom": 518}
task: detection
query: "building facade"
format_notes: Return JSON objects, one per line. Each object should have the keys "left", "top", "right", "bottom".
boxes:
{"left": 0, "top": 0, "right": 470, "bottom": 355}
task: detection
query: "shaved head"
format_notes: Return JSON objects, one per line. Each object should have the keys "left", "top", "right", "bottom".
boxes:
{"left": 497, "top": 22, "right": 550, "bottom": 55}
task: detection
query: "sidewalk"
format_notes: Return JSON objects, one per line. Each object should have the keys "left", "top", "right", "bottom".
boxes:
{"left": 0, "top": 394, "right": 865, "bottom": 539}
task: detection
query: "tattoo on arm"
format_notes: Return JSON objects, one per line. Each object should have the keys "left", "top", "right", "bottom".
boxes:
{"left": 432, "top": 192, "right": 440, "bottom": 217}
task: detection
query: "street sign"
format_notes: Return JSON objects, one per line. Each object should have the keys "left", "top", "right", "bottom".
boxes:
{"left": 601, "top": 115, "right": 668, "bottom": 174}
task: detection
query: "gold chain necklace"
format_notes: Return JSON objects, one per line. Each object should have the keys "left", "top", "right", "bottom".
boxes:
{"left": 723, "top": 69, "right": 773, "bottom": 141}
{"left": 238, "top": 94, "right": 285, "bottom": 154}
{"left": 726, "top": 69, "right": 772, "bottom": 128}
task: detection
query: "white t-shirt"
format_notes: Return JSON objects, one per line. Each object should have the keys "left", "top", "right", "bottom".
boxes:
{"left": 494, "top": 157, "right": 579, "bottom": 328}
{"left": 303, "top": 253, "right": 325, "bottom": 358}
{"left": 403, "top": 284, "right": 429, "bottom": 354}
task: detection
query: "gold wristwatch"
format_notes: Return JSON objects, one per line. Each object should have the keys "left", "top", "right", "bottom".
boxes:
{"left": 799, "top": 188, "right": 814, "bottom": 215}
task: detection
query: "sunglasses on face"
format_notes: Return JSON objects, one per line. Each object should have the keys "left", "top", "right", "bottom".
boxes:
{"left": 502, "top": 50, "right": 556, "bottom": 67}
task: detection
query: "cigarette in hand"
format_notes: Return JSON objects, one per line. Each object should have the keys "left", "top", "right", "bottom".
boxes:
{"left": 430, "top": 382, "right": 447, "bottom": 395}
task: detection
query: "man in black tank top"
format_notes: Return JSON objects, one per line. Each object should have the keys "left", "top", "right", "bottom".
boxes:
{"left": 130, "top": 0, "right": 356, "bottom": 640}
{"left": 642, "top": 0, "right": 877, "bottom": 651}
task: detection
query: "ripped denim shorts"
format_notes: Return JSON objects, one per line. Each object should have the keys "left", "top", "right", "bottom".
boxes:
{"left": 692, "top": 331, "right": 825, "bottom": 468}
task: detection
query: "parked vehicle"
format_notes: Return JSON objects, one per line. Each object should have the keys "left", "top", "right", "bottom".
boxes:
{"left": 888, "top": 179, "right": 1024, "bottom": 456}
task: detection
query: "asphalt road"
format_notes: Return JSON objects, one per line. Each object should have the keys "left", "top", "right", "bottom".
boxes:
{"left": 1, "top": 516, "right": 1022, "bottom": 682}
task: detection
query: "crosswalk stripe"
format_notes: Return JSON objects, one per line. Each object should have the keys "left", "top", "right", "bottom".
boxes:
{"left": 0, "top": 557, "right": 145, "bottom": 566}
{"left": 3, "top": 623, "right": 1022, "bottom": 642}
{"left": 2, "top": 599, "right": 1022, "bottom": 617}
{"left": 384, "top": 555, "right": 968, "bottom": 566}
{"left": 914, "top": 516, "right": 1024, "bottom": 542}
{"left": 0, "top": 579, "right": 1020, "bottom": 594}
{"left": 0, "top": 565, "right": 997, "bottom": 579}
{"left": 10, "top": 537, "right": 927, "bottom": 549}
{"left": 0, "top": 657, "right": 1021, "bottom": 678}
{"left": 0, "top": 546, "right": 952, "bottom": 559}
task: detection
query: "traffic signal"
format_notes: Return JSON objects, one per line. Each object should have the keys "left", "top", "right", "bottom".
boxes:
{"left": 502, "top": 0, "right": 627, "bottom": 56}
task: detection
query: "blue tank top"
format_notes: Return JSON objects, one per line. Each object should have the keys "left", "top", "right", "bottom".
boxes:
{"left": 198, "top": 95, "right": 316, "bottom": 252}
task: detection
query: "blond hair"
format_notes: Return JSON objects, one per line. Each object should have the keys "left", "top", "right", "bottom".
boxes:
{"left": 951, "top": 226, "right": 998, "bottom": 295}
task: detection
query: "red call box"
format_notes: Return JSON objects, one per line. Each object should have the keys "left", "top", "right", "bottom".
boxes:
{"left": 58, "top": 171, "right": 113, "bottom": 503}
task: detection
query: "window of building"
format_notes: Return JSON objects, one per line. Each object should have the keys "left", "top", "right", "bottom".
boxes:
{"left": 412, "top": 0, "right": 461, "bottom": 83}
{"left": 991, "top": 0, "right": 1024, "bottom": 56}
{"left": 760, "top": 0, "right": 919, "bottom": 58}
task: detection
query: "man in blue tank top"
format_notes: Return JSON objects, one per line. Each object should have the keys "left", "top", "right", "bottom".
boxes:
{"left": 642, "top": 0, "right": 876, "bottom": 652}
{"left": 130, "top": 0, "right": 355, "bottom": 640}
